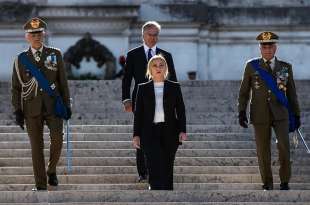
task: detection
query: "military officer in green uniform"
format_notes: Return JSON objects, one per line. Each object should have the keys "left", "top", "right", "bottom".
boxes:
{"left": 238, "top": 31, "right": 300, "bottom": 190}
{"left": 11, "top": 17, "right": 71, "bottom": 191}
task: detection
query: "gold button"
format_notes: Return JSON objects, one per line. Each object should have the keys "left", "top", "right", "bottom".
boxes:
{"left": 268, "top": 90, "right": 271, "bottom": 93}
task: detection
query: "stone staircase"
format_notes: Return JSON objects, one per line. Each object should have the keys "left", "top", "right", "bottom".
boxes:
{"left": 0, "top": 80, "right": 310, "bottom": 204}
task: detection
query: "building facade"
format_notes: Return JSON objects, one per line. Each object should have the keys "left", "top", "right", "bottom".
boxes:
{"left": 1, "top": 0, "right": 310, "bottom": 80}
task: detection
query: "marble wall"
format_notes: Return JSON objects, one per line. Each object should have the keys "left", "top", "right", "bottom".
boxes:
{"left": 1, "top": 0, "right": 310, "bottom": 81}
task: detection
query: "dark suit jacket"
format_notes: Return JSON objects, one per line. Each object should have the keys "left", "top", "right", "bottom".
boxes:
{"left": 11, "top": 46, "right": 70, "bottom": 117}
{"left": 122, "top": 45, "right": 177, "bottom": 110}
{"left": 238, "top": 57, "right": 300, "bottom": 124}
{"left": 134, "top": 80, "right": 186, "bottom": 151}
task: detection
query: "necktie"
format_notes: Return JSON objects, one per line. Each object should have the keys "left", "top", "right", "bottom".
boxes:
{"left": 34, "top": 50, "right": 41, "bottom": 62}
{"left": 147, "top": 48, "right": 152, "bottom": 61}
{"left": 266, "top": 60, "right": 272, "bottom": 73}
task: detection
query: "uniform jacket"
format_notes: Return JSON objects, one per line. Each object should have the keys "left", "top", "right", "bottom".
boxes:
{"left": 238, "top": 57, "right": 300, "bottom": 124}
{"left": 134, "top": 80, "right": 186, "bottom": 151}
{"left": 11, "top": 46, "right": 70, "bottom": 117}
{"left": 122, "top": 45, "right": 177, "bottom": 110}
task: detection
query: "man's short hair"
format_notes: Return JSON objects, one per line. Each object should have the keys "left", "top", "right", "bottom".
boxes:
{"left": 142, "top": 21, "right": 161, "bottom": 35}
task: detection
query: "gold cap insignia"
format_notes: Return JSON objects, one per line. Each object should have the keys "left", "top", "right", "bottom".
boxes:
{"left": 262, "top": 32, "right": 272, "bottom": 41}
{"left": 256, "top": 31, "right": 279, "bottom": 44}
{"left": 23, "top": 17, "right": 47, "bottom": 33}
{"left": 30, "top": 19, "right": 40, "bottom": 29}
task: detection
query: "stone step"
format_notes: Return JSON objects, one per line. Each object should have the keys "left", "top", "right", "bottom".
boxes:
{"left": 1, "top": 183, "right": 310, "bottom": 191}
{"left": 0, "top": 133, "right": 260, "bottom": 141}
{"left": 1, "top": 124, "right": 310, "bottom": 133}
{"left": 0, "top": 148, "right": 308, "bottom": 158}
{"left": 1, "top": 132, "right": 309, "bottom": 143}
{"left": 1, "top": 118, "right": 309, "bottom": 126}
{"left": 2, "top": 114, "right": 310, "bottom": 125}
{"left": 2, "top": 90, "right": 310, "bottom": 98}
{"left": 0, "top": 165, "right": 309, "bottom": 175}
{"left": 3, "top": 79, "right": 309, "bottom": 89}
{"left": 1, "top": 174, "right": 310, "bottom": 184}
{"left": 1, "top": 79, "right": 309, "bottom": 86}
{"left": 1, "top": 203, "right": 310, "bottom": 205}
{"left": 3, "top": 141, "right": 310, "bottom": 150}
{"left": 9, "top": 202, "right": 310, "bottom": 205}
{"left": 0, "top": 190, "right": 309, "bottom": 203}
{"left": 2, "top": 79, "right": 310, "bottom": 85}
{"left": 0, "top": 148, "right": 258, "bottom": 158}
{"left": 1, "top": 90, "right": 310, "bottom": 100}
{"left": 2, "top": 108, "right": 310, "bottom": 116}
{"left": 2, "top": 99, "right": 310, "bottom": 112}
{"left": 0, "top": 141, "right": 267, "bottom": 150}
{"left": 1, "top": 156, "right": 309, "bottom": 166}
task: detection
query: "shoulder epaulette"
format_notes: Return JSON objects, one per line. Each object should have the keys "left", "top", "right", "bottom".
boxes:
{"left": 277, "top": 58, "right": 291, "bottom": 67}
{"left": 247, "top": 57, "right": 260, "bottom": 64}
{"left": 45, "top": 46, "right": 61, "bottom": 52}
{"left": 18, "top": 50, "right": 28, "bottom": 55}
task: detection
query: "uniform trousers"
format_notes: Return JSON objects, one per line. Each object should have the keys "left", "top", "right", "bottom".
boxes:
{"left": 253, "top": 118, "right": 291, "bottom": 187}
{"left": 25, "top": 113, "right": 63, "bottom": 188}
{"left": 144, "top": 122, "right": 177, "bottom": 190}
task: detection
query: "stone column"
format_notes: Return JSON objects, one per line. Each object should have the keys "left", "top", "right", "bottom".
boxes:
{"left": 197, "top": 28, "right": 209, "bottom": 80}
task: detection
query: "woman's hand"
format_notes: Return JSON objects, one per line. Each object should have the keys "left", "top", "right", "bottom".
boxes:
{"left": 133, "top": 136, "right": 141, "bottom": 149}
{"left": 179, "top": 132, "right": 187, "bottom": 143}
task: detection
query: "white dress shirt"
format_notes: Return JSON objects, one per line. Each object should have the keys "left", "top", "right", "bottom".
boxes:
{"left": 263, "top": 56, "right": 275, "bottom": 70}
{"left": 153, "top": 82, "right": 165, "bottom": 123}
{"left": 31, "top": 46, "right": 43, "bottom": 55}
{"left": 31, "top": 46, "right": 43, "bottom": 62}
{"left": 143, "top": 44, "right": 156, "bottom": 60}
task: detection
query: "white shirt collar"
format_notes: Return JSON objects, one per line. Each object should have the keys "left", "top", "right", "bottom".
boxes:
{"left": 143, "top": 43, "right": 156, "bottom": 54}
{"left": 263, "top": 56, "right": 275, "bottom": 69}
{"left": 30, "top": 46, "right": 43, "bottom": 55}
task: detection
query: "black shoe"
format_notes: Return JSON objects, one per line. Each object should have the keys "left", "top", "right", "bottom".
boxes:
{"left": 32, "top": 187, "right": 47, "bottom": 191}
{"left": 138, "top": 175, "right": 147, "bottom": 182}
{"left": 48, "top": 173, "right": 58, "bottom": 186}
{"left": 280, "top": 182, "right": 290, "bottom": 190}
{"left": 262, "top": 184, "right": 273, "bottom": 190}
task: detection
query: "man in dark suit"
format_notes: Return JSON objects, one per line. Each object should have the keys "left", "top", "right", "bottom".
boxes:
{"left": 122, "top": 21, "right": 177, "bottom": 182}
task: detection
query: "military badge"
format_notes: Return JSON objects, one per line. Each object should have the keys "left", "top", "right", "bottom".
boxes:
{"left": 262, "top": 32, "right": 272, "bottom": 41}
{"left": 253, "top": 72, "right": 261, "bottom": 89}
{"left": 276, "top": 67, "right": 289, "bottom": 92}
{"left": 254, "top": 81, "right": 260, "bottom": 89}
{"left": 44, "top": 53, "right": 58, "bottom": 71}
{"left": 34, "top": 51, "right": 41, "bottom": 62}
{"left": 30, "top": 19, "right": 40, "bottom": 29}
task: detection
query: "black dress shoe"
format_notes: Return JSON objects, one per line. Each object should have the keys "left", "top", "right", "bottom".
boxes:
{"left": 280, "top": 182, "right": 290, "bottom": 190}
{"left": 32, "top": 187, "right": 47, "bottom": 191}
{"left": 138, "top": 175, "right": 147, "bottom": 182}
{"left": 262, "top": 184, "right": 273, "bottom": 190}
{"left": 48, "top": 173, "right": 58, "bottom": 186}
